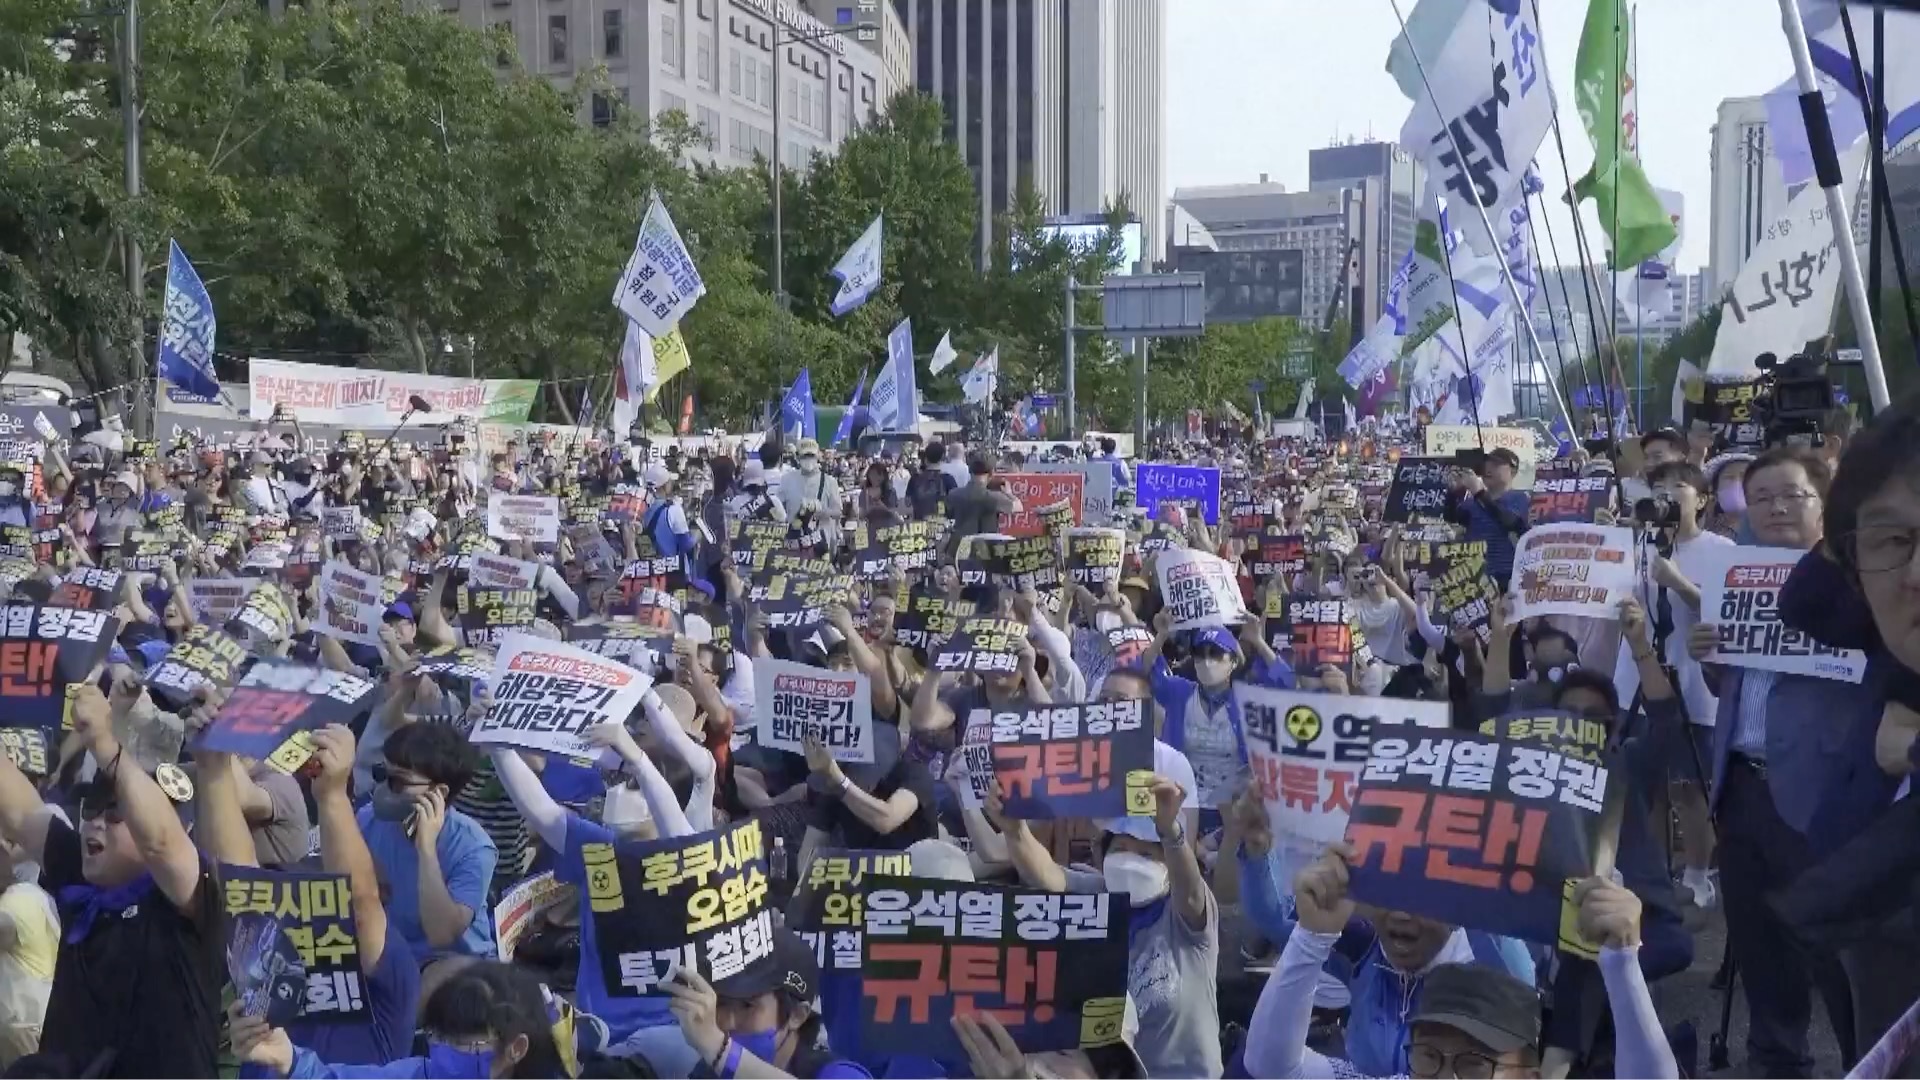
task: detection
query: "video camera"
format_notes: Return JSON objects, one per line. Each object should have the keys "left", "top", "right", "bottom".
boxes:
{"left": 1751, "top": 351, "right": 1835, "bottom": 448}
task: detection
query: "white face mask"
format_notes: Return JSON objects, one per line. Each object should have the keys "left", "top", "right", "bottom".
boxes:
{"left": 798, "top": 457, "right": 820, "bottom": 475}
{"left": 1193, "top": 655, "right": 1236, "bottom": 688}
{"left": 1102, "top": 851, "right": 1169, "bottom": 906}
{"left": 1093, "top": 611, "right": 1123, "bottom": 634}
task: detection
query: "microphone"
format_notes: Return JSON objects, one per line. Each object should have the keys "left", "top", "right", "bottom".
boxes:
{"left": 375, "top": 395, "right": 434, "bottom": 458}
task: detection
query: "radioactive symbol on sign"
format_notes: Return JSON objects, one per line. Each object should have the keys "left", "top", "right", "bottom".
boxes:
{"left": 1284, "top": 705, "right": 1322, "bottom": 744}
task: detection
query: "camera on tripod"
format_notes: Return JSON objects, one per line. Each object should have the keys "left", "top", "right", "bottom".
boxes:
{"left": 1751, "top": 351, "right": 1835, "bottom": 448}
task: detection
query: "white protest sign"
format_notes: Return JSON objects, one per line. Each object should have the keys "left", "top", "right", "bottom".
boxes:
{"left": 186, "top": 577, "right": 261, "bottom": 625}
{"left": 315, "top": 561, "right": 384, "bottom": 647}
{"left": 1030, "top": 460, "right": 1116, "bottom": 526}
{"left": 612, "top": 194, "right": 707, "bottom": 336}
{"left": 946, "top": 709, "right": 995, "bottom": 810}
{"left": 242, "top": 542, "right": 291, "bottom": 572}
{"left": 1156, "top": 548, "right": 1250, "bottom": 631}
{"left": 1241, "top": 687, "right": 1451, "bottom": 850}
{"left": 471, "top": 634, "right": 652, "bottom": 759}
{"left": 1423, "top": 424, "right": 1539, "bottom": 489}
{"left": 470, "top": 551, "right": 541, "bottom": 591}
{"left": 486, "top": 495, "right": 561, "bottom": 544}
{"left": 752, "top": 657, "right": 875, "bottom": 764}
{"left": 1692, "top": 544, "right": 1868, "bottom": 683}
{"left": 1508, "top": 525, "right": 1636, "bottom": 621}
{"left": 321, "top": 506, "right": 362, "bottom": 542}
{"left": 493, "top": 871, "right": 572, "bottom": 963}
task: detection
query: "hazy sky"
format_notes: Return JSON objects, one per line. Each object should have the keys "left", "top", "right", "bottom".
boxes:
{"left": 1167, "top": 0, "right": 1800, "bottom": 274}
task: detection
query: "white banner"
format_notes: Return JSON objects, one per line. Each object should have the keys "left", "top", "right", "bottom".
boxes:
{"left": 1242, "top": 688, "right": 1451, "bottom": 850}
{"left": 1423, "top": 424, "right": 1539, "bottom": 489}
{"left": 246, "top": 357, "right": 537, "bottom": 427}
{"left": 316, "top": 561, "right": 383, "bottom": 647}
{"left": 962, "top": 347, "right": 998, "bottom": 405}
{"left": 471, "top": 634, "right": 652, "bottom": 759}
{"left": 752, "top": 657, "right": 876, "bottom": 764}
{"left": 828, "top": 215, "right": 884, "bottom": 317}
{"left": 930, "top": 331, "right": 958, "bottom": 374}
{"left": 494, "top": 871, "right": 571, "bottom": 963}
{"left": 186, "top": 577, "right": 261, "bottom": 625}
{"left": 321, "top": 506, "right": 362, "bottom": 542}
{"left": 1156, "top": 548, "right": 1251, "bottom": 630}
{"left": 612, "top": 194, "right": 707, "bottom": 336}
{"left": 946, "top": 709, "right": 995, "bottom": 810}
{"left": 1029, "top": 460, "right": 1116, "bottom": 526}
{"left": 470, "top": 551, "right": 541, "bottom": 591}
{"left": 1509, "top": 525, "right": 1637, "bottom": 621}
{"left": 486, "top": 495, "right": 561, "bottom": 544}
{"left": 869, "top": 319, "right": 919, "bottom": 432}
{"left": 1694, "top": 544, "right": 1868, "bottom": 683}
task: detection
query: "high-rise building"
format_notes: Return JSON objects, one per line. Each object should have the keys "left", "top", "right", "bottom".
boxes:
{"left": 804, "top": 0, "right": 913, "bottom": 101}
{"left": 896, "top": 0, "right": 1167, "bottom": 265}
{"left": 1708, "top": 95, "right": 1791, "bottom": 302}
{"left": 1308, "top": 140, "right": 1424, "bottom": 319}
{"left": 1168, "top": 180, "right": 1378, "bottom": 331}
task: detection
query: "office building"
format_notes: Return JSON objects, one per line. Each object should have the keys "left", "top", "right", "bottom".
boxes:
{"left": 1308, "top": 139, "right": 1424, "bottom": 319}
{"left": 804, "top": 0, "right": 913, "bottom": 100}
{"left": 448, "top": 0, "right": 889, "bottom": 170}
{"left": 897, "top": 0, "right": 1168, "bottom": 265}
{"left": 1168, "top": 179, "right": 1380, "bottom": 331}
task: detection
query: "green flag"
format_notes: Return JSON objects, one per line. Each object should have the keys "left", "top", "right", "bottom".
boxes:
{"left": 1570, "top": 0, "right": 1676, "bottom": 270}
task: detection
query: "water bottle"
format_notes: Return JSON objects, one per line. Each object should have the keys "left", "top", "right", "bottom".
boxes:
{"left": 769, "top": 837, "right": 791, "bottom": 925}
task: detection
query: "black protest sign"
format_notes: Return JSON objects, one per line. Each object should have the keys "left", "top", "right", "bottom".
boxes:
{"left": 193, "top": 660, "right": 379, "bottom": 774}
{"left": 223, "top": 865, "right": 367, "bottom": 1025}
{"left": 0, "top": 526, "right": 31, "bottom": 560}
{"left": 565, "top": 622, "right": 673, "bottom": 667}
{"left": 618, "top": 534, "right": 690, "bottom": 599}
{"left": 859, "top": 877, "right": 1129, "bottom": 1061}
{"left": 457, "top": 586, "right": 538, "bottom": 648}
{"left": 1104, "top": 625, "right": 1154, "bottom": 671}
{"left": 750, "top": 570, "right": 852, "bottom": 633}
{"left": 1065, "top": 529, "right": 1125, "bottom": 587}
{"left": 1283, "top": 598, "right": 1373, "bottom": 674}
{"left": 122, "top": 530, "right": 174, "bottom": 572}
{"left": 853, "top": 521, "right": 942, "bottom": 579}
{"left": 789, "top": 849, "right": 915, "bottom": 973}
{"left": 987, "top": 699, "right": 1155, "bottom": 820}
{"left": 1251, "top": 527, "right": 1307, "bottom": 580}
{"left": 1227, "top": 502, "right": 1269, "bottom": 539}
{"left": 0, "top": 728, "right": 51, "bottom": 777}
{"left": 48, "top": 568, "right": 124, "bottom": 612}
{"left": 145, "top": 624, "right": 250, "bottom": 704}
{"left": 1529, "top": 475, "right": 1615, "bottom": 525}
{"left": 980, "top": 535, "right": 1060, "bottom": 594}
{"left": 893, "top": 588, "right": 977, "bottom": 657}
{"left": 1133, "top": 520, "right": 1185, "bottom": 555}
{"left": 932, "top": 616, "right": 1029, "bottom": 675}
{"left": 1343, "top": 725, "right": 1619, "bottom": 947}
{"left": 729, "top": 521, "right": 790, "bottom": 575}
{"left": 226, "top": 583, "right": 294, "bottom": 647}
{"left": 1384, "top": 457, "right": 1453, "bottom": 523}
{"left": 1693, "top": 379, "right": 1765, "bottom": 451}
{"left": 0, "top": 605, "right": 119, "bottom": 733}
{"left": 606, "top": 482, "right": 648, "bottom": 524}
{"left": 585, "top": 818, "right": 774, "bottom": 997}
{"left": 1430, "top": 542, "right": 1499, "bottom": 642}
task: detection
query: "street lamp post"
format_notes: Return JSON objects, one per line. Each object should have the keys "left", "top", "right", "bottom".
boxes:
{"left": 769, "top": 18, "right": 875, "bottom": 310}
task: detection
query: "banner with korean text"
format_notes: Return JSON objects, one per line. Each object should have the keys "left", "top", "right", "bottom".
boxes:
{"left": 1134, "top": 464, "right": 1222, "bottom": 525}
{"left": 1242, "top": 689, "right": 1450, "bottom": 851}
{"left": 194, "top": 661, "right": 379, "bottom": 774}
{"left": 1509, "top": 526, "right": 1636, "bottom": 621}
{"left": 753, "top": 658, "right": 876, "bottom": 764}
{"left": 1694, "top": 544, "right": 1869, "bottom": 682}
{"left": 0, "top": 605, "right": 120, "bottom": 733}
{"left": 471, "top": 634, "right": 652, "bottom": 759}
{"left": 223, "top": 865, "right": 367, "bottom": 1025}
{"left": 586, "top": 819, "right": 772, "bottom": 997}
{"left": 1156, "top": 548, "right": 1251, "bottom": 630}
{"left": 791, "top": 849, "right": 914, "bottom": 973}
{"left": 247, "top": 357, "right": 536, "bottom": 426}
{"left": 985, "top": 699, "right": 1155, "bottom": 820}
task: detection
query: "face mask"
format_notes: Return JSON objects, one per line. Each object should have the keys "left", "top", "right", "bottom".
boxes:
{"left": 1193, "top": 655, "right": 1236, "bottom": 688}
{"left": 426, "top": 1042, "right": 496, "bottom": 1080}
{"left": 735, "top": 1028, "right": 782, "bottom": 1064}
{"left": 799, "top": 458, "right": 820, "bottom": 475}
{"left": 1717, "top": 483, "right": 1747, "bottom": 514}
{"left": 1093, "top": 611, "right": 1123, "bottom": 634}
{"left": 1102, "top": 851, "right": 1169, "bottom": 906}
{"left": 369, "top": 785, "right": 417, "bottom": 822}
{"left": 1533, "top": 662, "right": 1574, "bottom": 684}
{"left": 0, "top": 482, "right": 15, "bottom": 499}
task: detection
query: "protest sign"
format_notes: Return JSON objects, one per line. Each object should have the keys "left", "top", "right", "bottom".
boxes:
{"left": 1029, "top": 461, "right": 1115, "bottom": 525}
{"left": 1283, "top": 598, "right": 1374, "bottom": 673}
{"left": 247, "top": 358, "right": 536, "bottom": 426}
{"left": 859, "top": 877, "right": 1128, "bottom": 1060}
{"left": 320, "top": 506, "right": 362, "bottom": 542}
{"left": 223, "top": 865, "right": 366, "bottom": 1025}
{"left": 0, "top": 728, "right": 51, "bottom": 777}
{"left": 1243, "top": 688, "right": 1450, "bottom": 851}
{"left": 48, "top": 568, "right": 123, "bottom": 612}
{"left": 187, "top": 577, "right": 262, "bottom": 626}
{"left": 1423, "top": 425, "right": 1539, "bottom": 488}
{"left": 1383, "top": 457, "right": 1453, "bottom": 523}
{"left": 486, "top": 495, "right": 561, "bottom": 544}
{"left": 1693, "top": 379, "right": 1765, "bottom": 451}
{"left": 1343, "top": 726, "right": 1619, "bottom": 946}
{"left": 1510, "top": 526, "right": 1636, "bottom": 621}
{"left": 1104, "top": 625, "right": 1154, "bottom": 671}
{"left": 494, "top": 872, "right": 574, "bottom": 963}
{"left": 978, "top": 534, "right": 1061, "bottom": 595}
{"left": 999, "top": 473, "right": 1084, "bottom": 537}
{"left": 194, "top": 661, "right": 378, "bottom": 774}
{"left": 945, "top": 710, "right": 997, "bottom": 810}
{"left": 586, "top": 819, "right": 772, "bottom": 996}
{"left": 626, "top": 587, "right": 683, "bottom": 633}
{"left": 985, "top": 699, "right": 1154, "bottom": 820}
{"left": 749, "top": 570, "right": 852, "bottom": 633}
{"left": 730, "top": 521, "right": 790, "bottom": 575}
{"left": 470, "top": 634, "right": 651, "bottom": 759}
{"left": 852, "top": 521, "right": 941, "bottom": 579}
{"left": 1428, "top": 541, "right": 1500, "bottom": 643}
{"left": 0, "top": 605, "right": 119, "bottom": 733}
{"left": 1134, "top": 463, "right": 1222, "bottom": 525}
{"left": 612, "top": 195, "right": 707, "bottom": 337}
{"left": 893, "top": 588, "right": 977, "bottom": 657}
{"left": 932, "top": 616, "right": 1030, "bottom": 675}
{"left": 1133, "top": 520, "right": 1186, "bottom": 556}
{"left": 790, "top": 849, "right": 915, "bottom": 972}
{"left": 145, "top": 625, "right": 249, "bottom": 704}
{"left": 753, "top": 657, "right": 875, "bottom": 764}
{"left": 315, "top": 562, "right": 384, "bottom": 648}
{"left": 457, "top": 586, "right": 539, "bottom": 648}
{"left": 228, "top": 582, "right": 294, "bottom": 647}
{"left": 411, "top": 647, "right": 494, "bottom": 689}
{"left": 1156, "top": 548, "right": 1251, "bottom": 630}
{"left": 1065, "top": 528, "right": 1125, "bottom": 587}
{"left": 469, "top": 552, "right": 541, "bottom": 591}
{"left": 1251, "top": 528, "right": 1308, "bottom": 580}
{"left": 1693, "top": 544, "right": 1869, "bottom": 683}
{"left": 1528, "top": 476, "right": 1615, "bottom": 526}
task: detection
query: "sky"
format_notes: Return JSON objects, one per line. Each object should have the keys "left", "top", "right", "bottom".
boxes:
{"left": 1166, "top": 0, "right": 1801, "bottom": 275}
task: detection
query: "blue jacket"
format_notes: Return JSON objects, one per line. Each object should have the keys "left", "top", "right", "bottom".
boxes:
{"left": 1149, "top": 655, "right": 1294, "bottom": 772}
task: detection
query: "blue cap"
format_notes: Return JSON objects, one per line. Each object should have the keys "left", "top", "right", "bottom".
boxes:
{"left": 385, "top": 601, "right": 415, "bottom": 622}
{"left": 1190, "top": 626, "right": 1241, "bottom": 655}
{"left": 135, "top": 639, "right": 172, "bottom": 668}
{"left": 108, "top": 645, "right": 131, "bottom": 667}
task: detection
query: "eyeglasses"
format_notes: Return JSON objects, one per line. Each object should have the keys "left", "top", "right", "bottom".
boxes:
{"left": 1748, "top": 490, "right": 1820, "bottom": 511}
{"left": 1408, "top": 1043, "right": 1501, "bottom": 1079}
{"left": 1844, "top": 525, "right": 1920, "bottom": 574}
{"left": 370, "top": 762, "right": 428, "bottom": 792}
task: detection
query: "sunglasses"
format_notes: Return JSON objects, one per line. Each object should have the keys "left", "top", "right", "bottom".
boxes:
{"left": 370, "top": 762, "right": 429, "bottom": 792}
{"left": 79, "top": 802, "right": 126, "bottom": 826}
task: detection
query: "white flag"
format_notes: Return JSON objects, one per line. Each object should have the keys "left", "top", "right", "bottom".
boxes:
{"left": 1707, "top": 143, "right": 1867, "bottom": 379}
{"left": 829, "top": 215, "right": 884, "bottom": 317}
{"left": 869, "top": 318, "right": 918, "bottom": 431}
{"left": 930, "top": 331, "right": 959, "bottom": 374}
{"left": 1343, "top": 397, "right": 1358, "bottom": 431}
{"left": 612, "top": 195, "right": 705, "bottom": 336}
{"left": 1293, "top": 378, "right": 1316, "bottom": 421}
{"left": 962, "top": 347, "right": 998, "bottom": 404}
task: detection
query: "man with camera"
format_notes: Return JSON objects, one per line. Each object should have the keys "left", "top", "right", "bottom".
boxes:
{"left": 1444, "top": 447, "right": 1531, "bottom": 590}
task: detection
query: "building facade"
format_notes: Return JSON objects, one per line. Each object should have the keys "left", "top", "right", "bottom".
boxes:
{"left": 1168, "top": 180, "right": 1380, "bottom": 332}
{"left": 1707, "top": 95, "right": 1791, "bottom": 302}
{"left": 802, "top": 0, "right": 912, "bottom": 101}
{"left": 1308, "top": 140, "right": 1423, "bottom": 320}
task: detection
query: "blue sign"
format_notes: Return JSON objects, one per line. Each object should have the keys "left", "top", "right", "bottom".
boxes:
{"left": 1134, "top": 463, "right": 1222, "bottom": 525}
{"left": 781, "top": 369, "right": 817, "bottom": 441}
{"left": 1029, "top": 394, "right": 1056, "bottom": 409}
{"left": 156, "top": 239, "right": 220, "bottom": 400}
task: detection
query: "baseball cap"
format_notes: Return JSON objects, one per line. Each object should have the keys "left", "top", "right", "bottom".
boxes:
{"left": 642, "top": 462, "right": 677, "bottom": 486}
{"left": 711, "top": 927, "right": 818, "bottom": 1005}
{"left": 384, "top": 600, "right": 416, "bottom": 623}
{"left": 795, "top": 438, "right": 822, "bottom": 459}
{"left": 1190, "top": 626, "right": 1240, "bottom": 656}
{"left": 1409, "top": 962, "right": 1542, "bottom": 1054}
{"left": 741, "top": 459, "right": 768, "bottom": 486}
{"left": 1487, "top": 448, "right": 1522, "bottom": 471}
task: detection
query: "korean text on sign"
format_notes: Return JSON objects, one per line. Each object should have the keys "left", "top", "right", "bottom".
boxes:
{"left": 790, "top": 849, "right": 913, "bottom": 972}
{"left": 222, "top": 865, "right": 366, "bottom": 1024}
{"left": 0, "top": 604, "right": 119, "bottom": 733}
{"left": 987, "top": 699, "right": 1155, "bottom": 821}
{"left": 471, "top": 634, "right": 652, "bottom": 759}
{"left": 932, "top": 617, "right": 1030, "bottom": 675}
{"left": 1509, "top": 526, "right": 1635, "bottom": 622}
{"left": 1692, "top": 544, "right": 1869, "bottom": 683}
{"left": 752, "top": 658, "right": 875, "bottom": 764}
{"left": 585, "top": 819, "right": 773, "bottom": 997}
{"left": 194, "top": 661, "right": 378, "bottom": 774}
{"left": 1242, "top": 688, "right": 1450, "bottom": 850}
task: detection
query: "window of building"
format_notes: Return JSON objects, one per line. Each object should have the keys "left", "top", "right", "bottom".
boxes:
{"left": 491, "top": 20, "right": 514, "bottom": 65}
{"left": 696, "top": 105, "right": 720, "bottom": 148}
{"left": 729, "top": 48, "right": 742, "bottom": 94}
{"left": 548, "top": 13, "right": 567, "bottom": 65}
{"left": 661, "top": 13, "right": 680, "bottom": 73}
{"left": 786, "top": 77, "right": 800, "bottom": 126}
{"left": 698, "top": 0, "right": 712, "bottom": 18}
{"left": 602, "top": 9, "right": 622, "bottom": 59}
{"left": 660, "top": 90, "right": 686, "bottom": 116}
{"left": 591, "top": 91, "right": 615, "bottom": 127}
{"left": 439, "top": 0, "right": 459, "bottom": 13}
{"left": 696, "top": 34, "right": 713, "bottom": 86}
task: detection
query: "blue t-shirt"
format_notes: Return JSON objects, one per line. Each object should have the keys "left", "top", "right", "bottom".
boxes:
{"left": 1459, "top": 489, "right": 1531, "bottom": 582}
{"left": 245, "top": 930, "right": 421, "bottom": 1075}
{"left": 357, "top": 804, "right": 498, "bottom": 965}
{"left": 558, "top": 817, "right": 674, "bottom": 1039}
{"left": 540, "top": 759, "right": 605, "bottom": 807}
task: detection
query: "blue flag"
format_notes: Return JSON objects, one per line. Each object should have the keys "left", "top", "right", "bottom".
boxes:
{"left": 829, "top": 216, "right": 884, "bottom": 317}
{"left": 156, "top": 239, "right": 219, "bottom": 400}
{"left": 832, "top": 368, "right": 869, "bottom": 448}
{"left": 782, "top": 369, "right": 817, "bottom": 441}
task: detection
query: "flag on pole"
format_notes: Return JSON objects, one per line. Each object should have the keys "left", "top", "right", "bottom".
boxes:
{"left": 1569, "top": 0, "right": 1677, "bottom": 270}
{"left": 613, "top": 195, "right": 706, "bottom": 335}
{"left": 578, "top": 383, "right": 594, "bottom": 430}
{"left": 1802, "top": 0, "right": 1920, "bottom": 150}
{"left": 1763, "top": 72, "right": 1868, "bottom": 188}
{"left": 156, "top": 239, "right": 219, "bottom": 400}
{"left": 961, "top": 346, "right": 998, "bottom": 404}
{"left": 929, "top": 331, "right": 959, "bottom": 374}
{"left": 829, "top": 215, "right": 884, "bottom": 317}
{"left": 869, "top": 318, "right": 918, "bottom": 432}
{"left": 832, "top": 369, "right": 869, "bottom": 447}
{"left": 645, "top": 326, "right": 691, "bottom": 403}
{"left": 781, "top": 369, "right": 817, "bottom": 441}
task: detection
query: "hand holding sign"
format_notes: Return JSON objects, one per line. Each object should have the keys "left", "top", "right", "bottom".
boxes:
{"left": 1293, "top": 843, "right": 1357, "bottom": 934}
{"left": 71, "top": 684, "right": 116, "bottom": 760}
{"left": 952, "top": 1014, "right": 1029, "bottom": 1080}
{"left": 309, "top": 725, "right": 355, "bottom": 800}
{"left": 663, "top": 970, "right": 727, "bottom": 1066}
{"left": 1573, "top": 876, "right": 1642, "bottom": 949}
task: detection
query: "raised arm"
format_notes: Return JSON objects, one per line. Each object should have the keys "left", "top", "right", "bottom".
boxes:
{"left": 490, "top": 747, "right": 572, "bottom": 852}
{"left": 80, "top": 682, "right": 202, "bottom": 910}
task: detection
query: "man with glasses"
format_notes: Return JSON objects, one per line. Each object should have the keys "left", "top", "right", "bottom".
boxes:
{"left": 1686, "top": 446, "right": 1871, "bottom": 1076}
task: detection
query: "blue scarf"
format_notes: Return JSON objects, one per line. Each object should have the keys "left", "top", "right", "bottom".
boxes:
{"left": 1126, "top": 894, "right": 1171, "bottom": 951}
{"left": 58, "top": 873, "right": 158, "bottom": 944}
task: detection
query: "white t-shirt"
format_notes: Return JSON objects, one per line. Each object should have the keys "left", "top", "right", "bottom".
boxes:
{"left": 1613, "top": 530, "right": 1734, "bottom": 727}
{"left": 1349, "top": 593, "right": 1413, "bottom": 666}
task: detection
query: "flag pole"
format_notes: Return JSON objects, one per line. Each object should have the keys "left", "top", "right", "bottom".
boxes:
{"left": 1777, "top": 0, "right": 1890, "bottom": 411}
{"left": 1383, "top": 0, "right": 1579, "bottom": 439}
